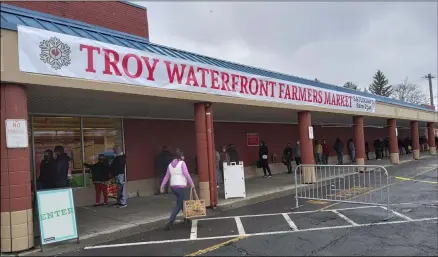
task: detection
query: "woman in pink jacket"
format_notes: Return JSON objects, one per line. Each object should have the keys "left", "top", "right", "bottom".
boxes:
{"left": 160, "top": 151, "right": 194, "bottom": 230}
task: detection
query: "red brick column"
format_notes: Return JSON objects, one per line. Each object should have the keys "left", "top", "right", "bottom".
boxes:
{"left": 194, "top": 103, "right": 210, "bottom": 206}
{"left": 387, "top": 119, "right": 399, "bottom": 164}
{"left": 427, "top": 122, "right": 436, "bottom": 155}
{"left": 205, "top": 103, "right": 217, "bottom": 207}
{"left": 0, "top": 83, "right": 33, "bottom": 252}
{"left": 410, "top": 121, "right": 420, "bottom": 160}
{"left": 353, "top": 116, "right": 366, "bottom": 170}
{"left": 298, "top": 111, "right": 315, "bottom": 183}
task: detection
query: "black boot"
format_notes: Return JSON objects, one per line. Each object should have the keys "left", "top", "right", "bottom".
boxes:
{"left": 164, "top": 221, "right": 172, "bottom": 231}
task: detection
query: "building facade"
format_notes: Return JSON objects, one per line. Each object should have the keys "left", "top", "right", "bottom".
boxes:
{"left": 0, "top": 2, "right": 437, "bottom": 253}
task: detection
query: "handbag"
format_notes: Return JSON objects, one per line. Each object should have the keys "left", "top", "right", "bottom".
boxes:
{"left": 183, "top": 188, "right": 206, "bottom": 219}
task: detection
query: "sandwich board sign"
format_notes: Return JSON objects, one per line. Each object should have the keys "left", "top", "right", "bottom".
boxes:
{"left": 36, "top": 188, "right": 79, "bottom": 250}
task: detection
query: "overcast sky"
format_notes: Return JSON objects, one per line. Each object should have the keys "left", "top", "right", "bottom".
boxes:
{"left": 137, "top": 1, "right": 438, "bottom": 104}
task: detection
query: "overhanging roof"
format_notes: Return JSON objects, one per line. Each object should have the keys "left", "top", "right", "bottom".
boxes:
{"left": 0, "top": 3, "right": 434, "bottom": 112}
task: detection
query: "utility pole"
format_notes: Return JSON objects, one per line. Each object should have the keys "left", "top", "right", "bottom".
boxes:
{"left": 423, "top": 73, "right": 436, "bottom": 107}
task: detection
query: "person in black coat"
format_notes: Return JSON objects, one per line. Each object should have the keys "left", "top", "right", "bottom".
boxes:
{"left": 259, "top": 141, "right": 272, "bottom": 177}
{"left": 111, "top": 145, "right": 127, "bottom": 207}
{"left": 283, "top": 142, "right": 293, "bottom": 174}
{"left": 53, "top": 145, "right": 71, "bottom": 188}
{"left": 398, "top": 139, "right": 404, "bottom": 155}
{"left": 373, "top": 137, "right": 382, "bottom": 160}
{"left": 333, "top": 138, "right": 344, "bottom": 165}
{"left": 155, "top": 146, "right": 173, "bottom": 194}
{"left": 85, "top": 154, "right": 110, "bottom": 207}
{"left": 38, "top": 149, "right": 55, "bottom": 190}
{"left": 365, "top": 141, "right": 370, "bottom": 160}
{"left": 383, "top": 137, "right": 390, "bottom": 157}
{"left": 404, "top": 137, "right": 411, "bottom": 154}
{"left": 227, "top": 144, "right": 240, "bottom": 163}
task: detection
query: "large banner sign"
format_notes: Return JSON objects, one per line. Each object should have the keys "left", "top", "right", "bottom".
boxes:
{"left": 18, "top": 25, "right": 376, "bottom": 113}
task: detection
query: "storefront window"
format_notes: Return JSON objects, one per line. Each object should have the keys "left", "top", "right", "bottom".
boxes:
{"left": 82, "top": 117, "right": 123, "bottom": 188}
{"left": 31, "top": 116, "right": 123, "bottom": 190}
{"left": 32, "top": 117, "right": 83, "bottom": 188}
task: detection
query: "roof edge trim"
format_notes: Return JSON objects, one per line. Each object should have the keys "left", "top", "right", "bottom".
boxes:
{"left": 120, "top": 0, "right": 147, "bottom": 10}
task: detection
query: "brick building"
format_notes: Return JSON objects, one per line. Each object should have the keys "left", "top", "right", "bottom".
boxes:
{"left": 0, "top": 1, "right": 436, "bottom": 253}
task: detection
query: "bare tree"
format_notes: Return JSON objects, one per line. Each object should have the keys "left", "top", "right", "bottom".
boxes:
{"left": 392, "top": 78, "right": 429, "bottom": 104}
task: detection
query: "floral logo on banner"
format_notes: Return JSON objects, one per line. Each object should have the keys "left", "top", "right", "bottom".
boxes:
{"left": 39, "top": 37, "right": 71, "bottom": 70}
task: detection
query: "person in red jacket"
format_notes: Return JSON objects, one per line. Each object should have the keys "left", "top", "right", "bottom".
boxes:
{"left": 321, "top": 139, "right": 330, "bottom": 164}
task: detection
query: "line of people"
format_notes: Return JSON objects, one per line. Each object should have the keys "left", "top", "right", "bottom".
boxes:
{"left": 257, "top": 138, "right": 354, "bottom": 178}
{"left": 369, "top": 136, "right": 433, "bottom": 161}
{"left": 37, "top": 145, "right": 127, "bottom": 208}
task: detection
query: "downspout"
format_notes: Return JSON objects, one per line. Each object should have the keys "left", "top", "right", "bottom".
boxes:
{"left": 205, "top": 103, "right": 217, "bottom": 207}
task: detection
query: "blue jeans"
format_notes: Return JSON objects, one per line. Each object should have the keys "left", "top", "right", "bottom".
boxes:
{"left": 160, "top": 172, "right": 169, "bottom": 194}
{"left": 216, "top": 166, "right": 221, "bottom": 185}
{"left": 115, "top": 174, "right": 127, "bottom": 205}
{"left": 315, "top": 153, "right": 322, "bottom": 164}
{"left": 336, "top": 152, "right": 343, "bottom": 164}
{"left": 169, "top": 187, "right": 185, "bottom": 223}
{"left": 350, "top": 150, "right": 356, "bottom": 163}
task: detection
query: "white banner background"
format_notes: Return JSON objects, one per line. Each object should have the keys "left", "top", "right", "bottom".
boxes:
{"left": 18, "top": 25, "right": 376, "bottom": 113}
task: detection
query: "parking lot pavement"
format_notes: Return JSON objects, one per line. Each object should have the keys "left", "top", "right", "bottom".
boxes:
{"left": 57, "top": 161, "right": 437, "bottom": 256}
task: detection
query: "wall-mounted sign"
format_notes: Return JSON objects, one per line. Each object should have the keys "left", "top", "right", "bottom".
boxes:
{"left": 17, "top": 25, "right": 377, "bottom": 113}
{"left": 247, "top": 133, "right": 260, "bottom": 147}
{"left": 5, "top": 119, "right": 28, "bottom": 148}
{"left": 395, "top": 128, "right": 398, "bottom": 137}
{"left": 308, "top": 126, "right": 314, "bottom": 139}
{"left": 36, "top": 188, "right": 79, "bottom": 247}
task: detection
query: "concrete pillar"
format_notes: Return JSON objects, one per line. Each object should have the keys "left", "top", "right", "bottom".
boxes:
{"left": 410, "top": 121, "right": 420, "bottom": 160}
{"left": 353, "top": 116, "right": 366, "bottom": 171}
{"left": 0, "top": 83, "right": 34, "bottom": 253}
{"left": 194, "top": 103, "right": 210, "bottom": 206}
{"left": 298, "top": 111, "right": 316, "bottom": 183}
{"left": 387, "top": 119, "right": 399, "bottom": 164}
{"left": 427, "top": 122, "right": 436, "bottom": 155}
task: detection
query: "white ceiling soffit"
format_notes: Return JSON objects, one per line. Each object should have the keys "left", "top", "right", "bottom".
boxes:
{"left": 27, "top": 85, "right": 415, "bottom": 127}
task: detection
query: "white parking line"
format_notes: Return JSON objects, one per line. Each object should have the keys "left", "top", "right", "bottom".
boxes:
{"left": 380, "top": 206, "right": 413, "bottom": 221}
{"left": 84, "top": 217, "right": 438, "bottom": 250}
{"left": 190, "top": 220, "right": 198, "bottom": 240}
{"left": 282, "top": 213, "right": 299, "bottom": 231}
{"left": 331, "top": 210, "right": 359, "bottom": 226}
{"left": 196, "top": 205, "right": 379, "bottom": 222}
{"left": 235, "top": 217, "right": 246, "bottom": 235}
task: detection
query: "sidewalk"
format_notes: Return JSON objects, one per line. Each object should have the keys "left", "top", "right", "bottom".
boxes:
{"left": 27, "top": 152, "right": 433, "bottom": 255}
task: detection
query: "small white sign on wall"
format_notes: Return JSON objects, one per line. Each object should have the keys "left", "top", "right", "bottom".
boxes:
{"left": 5, "top": 119, "right": 28, "bottom": 148}
{"left": 308, "top": 126, "right": 314, "bottom": 139}
{"left": 395, "top": 128, "right": 398, "bottom": 137}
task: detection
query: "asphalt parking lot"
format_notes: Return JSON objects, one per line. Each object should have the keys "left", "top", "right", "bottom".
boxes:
{"left": 57, "top": 159, "right": 437, "bottom": 256}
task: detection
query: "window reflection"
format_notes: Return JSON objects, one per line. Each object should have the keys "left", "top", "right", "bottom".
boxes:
{"left": 31, "top": 116, "right": 124, "bottom": 190}
{"left": 32, "top": 117, "right": 83, "bottom": 188}
{"left": 82, "top": 117, "right": 123, "bottom": 188}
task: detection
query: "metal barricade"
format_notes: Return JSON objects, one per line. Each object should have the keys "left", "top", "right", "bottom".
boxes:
{"left": 294, "top": 165, "right": 390, "bottom": 217}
